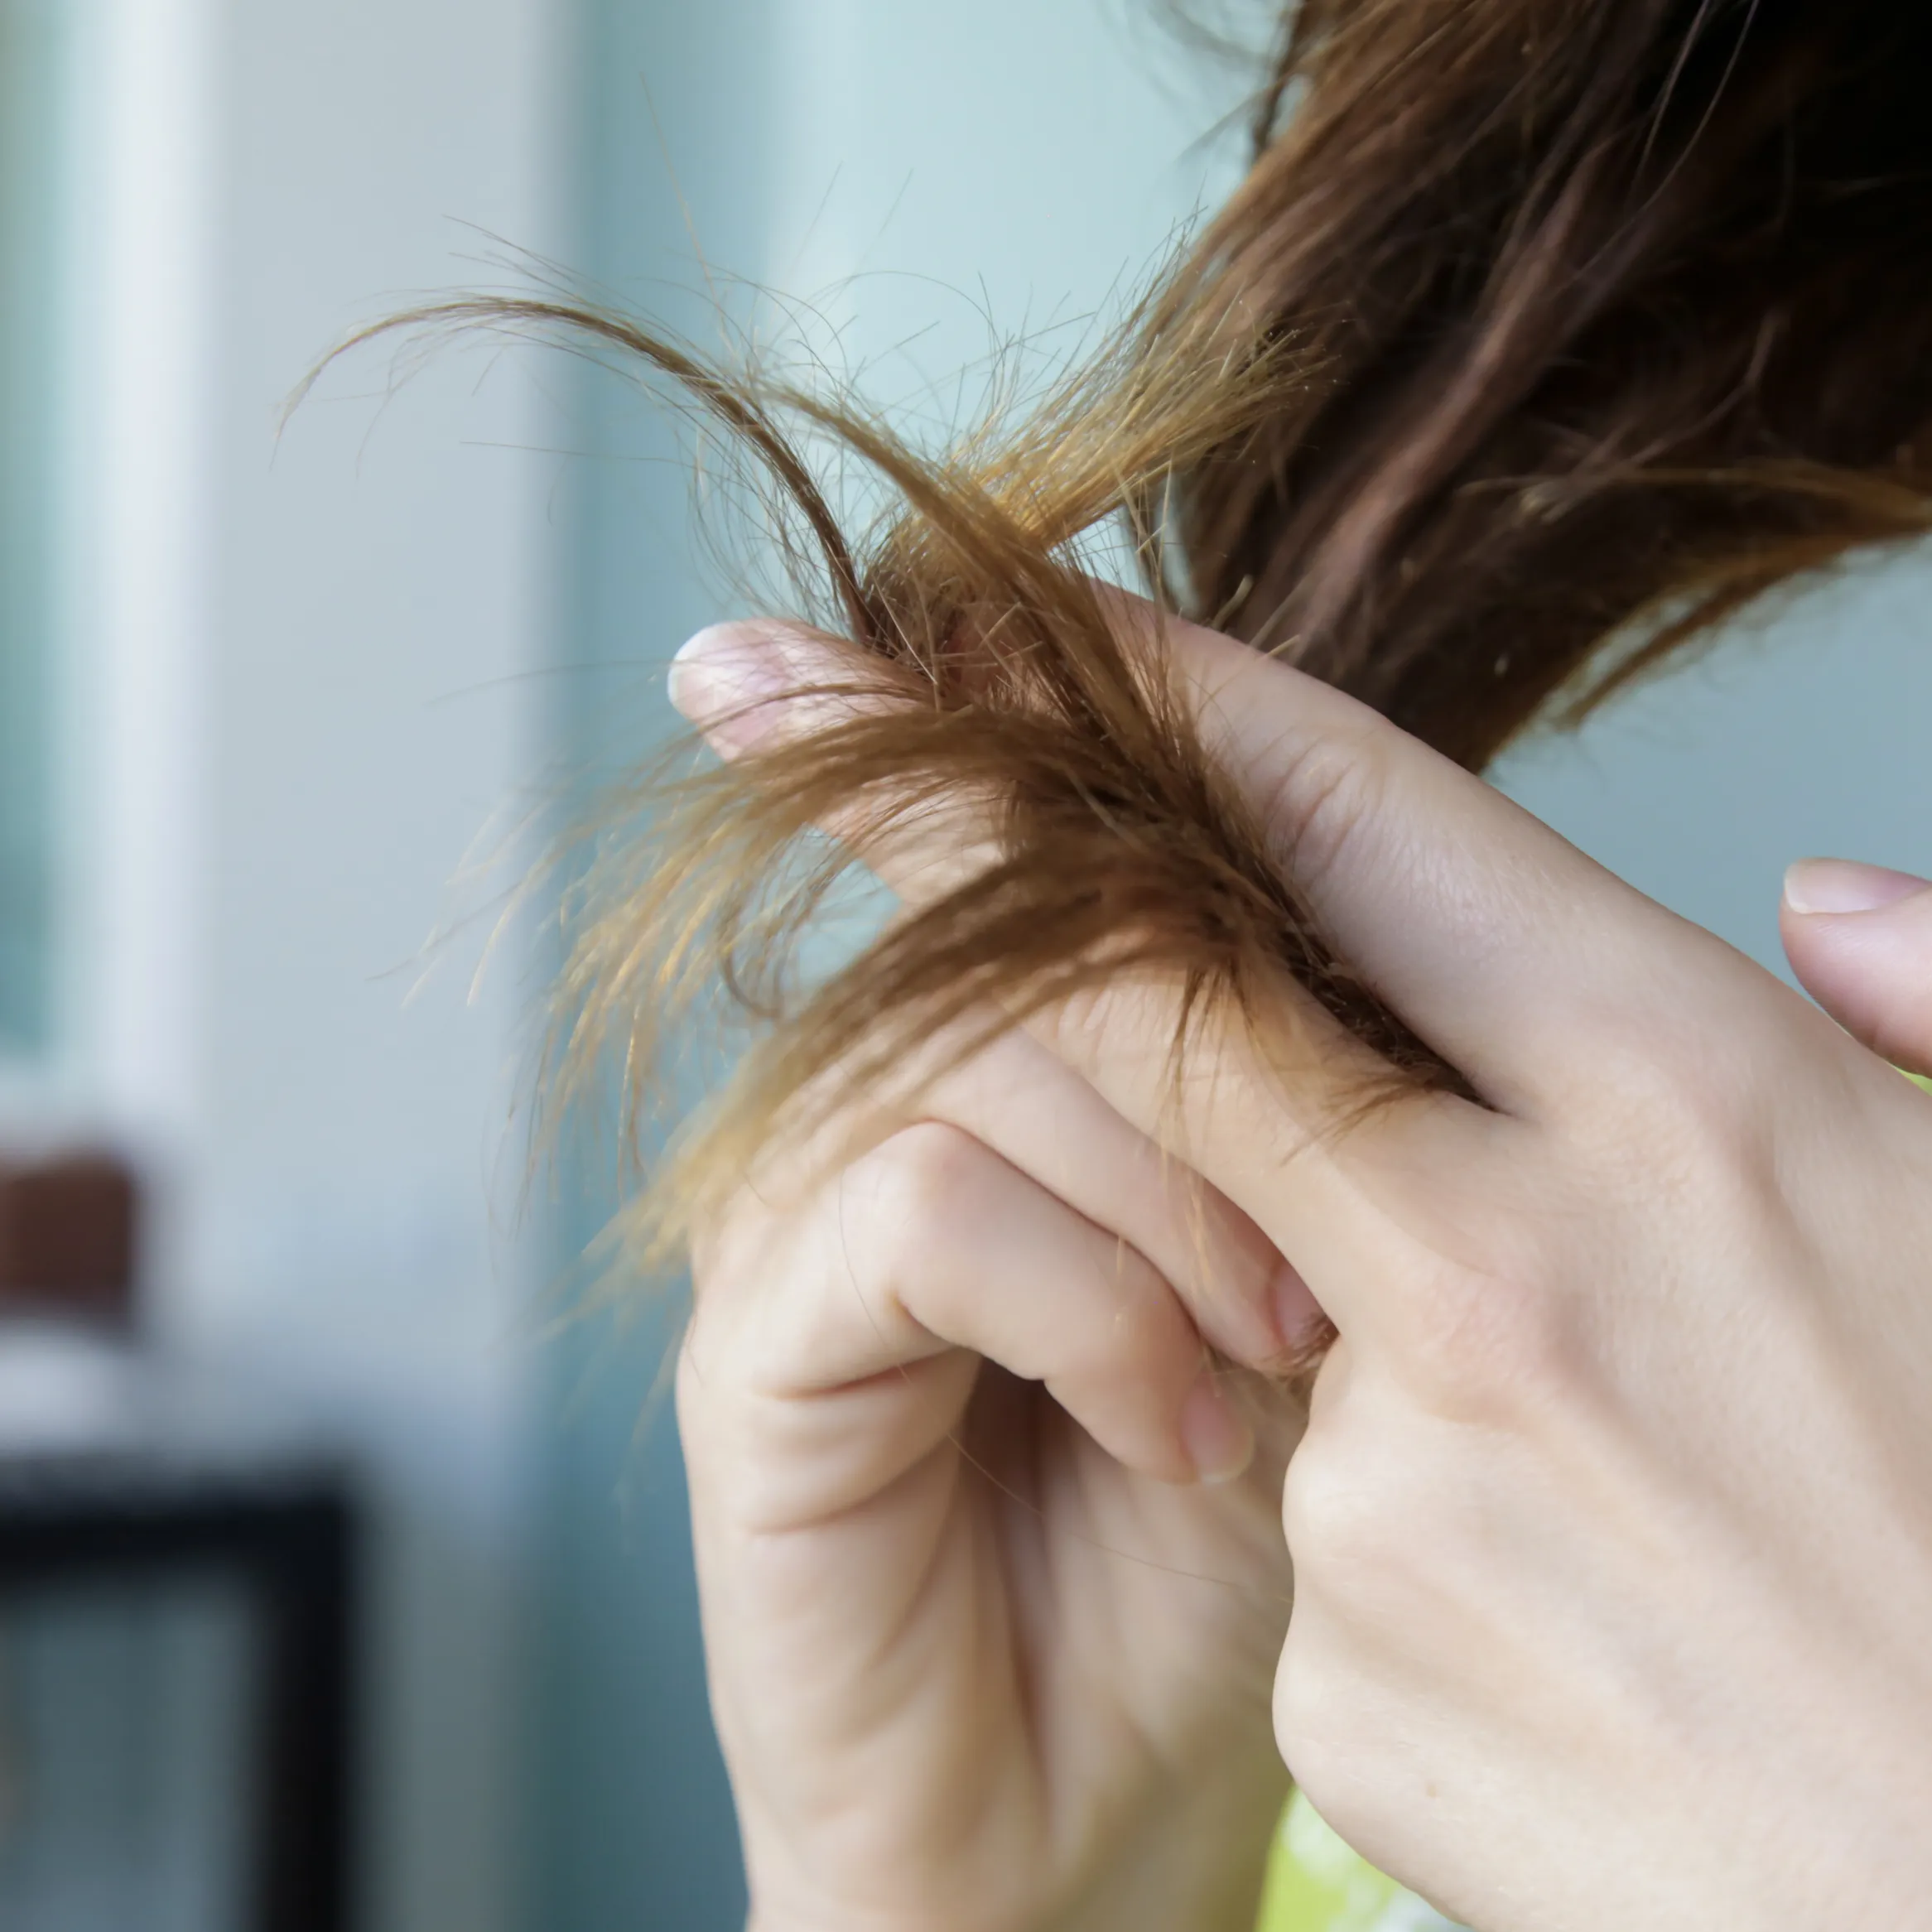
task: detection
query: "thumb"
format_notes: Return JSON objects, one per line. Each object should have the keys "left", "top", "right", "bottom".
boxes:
{"left": 1780, "top": 859, "right": 1932, "bottom": 1077}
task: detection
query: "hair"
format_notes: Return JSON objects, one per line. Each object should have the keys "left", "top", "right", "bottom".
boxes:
{"left": 335, "top": 0, "right": 1932, "bottom": 1317}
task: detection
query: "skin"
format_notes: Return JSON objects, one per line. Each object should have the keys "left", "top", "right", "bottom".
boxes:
{"left": 667, "top": 597, "right": 1932, "bottom": 1932}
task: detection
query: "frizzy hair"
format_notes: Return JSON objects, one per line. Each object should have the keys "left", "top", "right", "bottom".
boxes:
{"left": 338, "top": 0, "right": 1932, "bottom": 1298}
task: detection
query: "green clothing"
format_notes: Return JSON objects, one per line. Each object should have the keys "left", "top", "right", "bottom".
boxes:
{"left": 1256, "top": 1792, "right": 1459, "bottom": 1931}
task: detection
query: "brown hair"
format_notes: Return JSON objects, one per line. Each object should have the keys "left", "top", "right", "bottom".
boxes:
{"left": 340, "top": 0, "right": 1932, "bottom": 1285}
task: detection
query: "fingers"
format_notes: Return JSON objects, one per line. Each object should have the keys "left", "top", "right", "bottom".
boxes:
{"left": 762, "top": 970, "right": 1508, "bottom": 1355}
{"left": 668, "top": 601, "right": 1529, "bottom": 1337}
{"left": 1019, "top": 969, "right": 1520, "bottom": 1342}
{"left": 670, "top": 618, "right": 1005, "bottom": 899}
{"left": 1781, "top": 859, "right": 1932, "bottom": 1077}
{"left": 1091, "top": 589, "right": 1703, "bottom": 1115}
{"left": 693, "top": 1120, "right": 1255, "bottom": 1493}
{"left": 759, "top": 1023, "right": 1325, "bottom": 1367}
{"left": 669, "top": 594, "right": 1693, "bottom": 1120}
{"left": 668, "top": 619, "right": 924, "bottom": 757}
{"left": 905, "top": 1028, "right": 1326, "bottom": 1366}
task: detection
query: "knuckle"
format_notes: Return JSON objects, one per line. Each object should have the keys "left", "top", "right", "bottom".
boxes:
{"left": 1282, "top": 1434, "right": 1392, "bottom": 1581}
{"left": 1269, "top": 1638, "right": 1328, "bottom": 1775}
{"left": 1271, "top": 1634, "right": 1382, "bottom": 1849}
{"left": 1584, "top": 996, "right": 1761, "bottom": 1140}
{"left": 836, "top": 1122, "right": 996, "bottom": 1313}
{"left": 1283, "top": 1754, "right": 1382, "bottom": 1877}
{"left": 863, "top": 1119, "right": 988, "bottom": 1238}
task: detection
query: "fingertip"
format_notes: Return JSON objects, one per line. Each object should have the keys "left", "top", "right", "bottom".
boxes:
{"left": 1779, "top": 858, "right": 1932, "bottom": 1077}
{"left": 668, "top": 621, "right": 802, "bottom": 751}
{"left": 1269, "top": 1258, "right": 1328, "bottom": 1360}
{"left": 1782, "top": 857, "right": 1930, "bottom": 918}
{"left": 1182, "top": 1370, "right": 1257, "bottom": 1485}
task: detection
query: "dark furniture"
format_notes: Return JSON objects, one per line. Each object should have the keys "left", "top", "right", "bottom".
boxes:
{"left": 0, "top": 1373, "right": 360, "bottom": 1932}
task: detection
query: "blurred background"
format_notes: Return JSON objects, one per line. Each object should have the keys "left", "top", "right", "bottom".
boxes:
{"left": 0, "top": 2, "right": 1924, "bottom": 1930}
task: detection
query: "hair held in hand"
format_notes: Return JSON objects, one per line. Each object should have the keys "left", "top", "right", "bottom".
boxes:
{"left": 345, "top": 0, "right": 1932, "bottom": 1277}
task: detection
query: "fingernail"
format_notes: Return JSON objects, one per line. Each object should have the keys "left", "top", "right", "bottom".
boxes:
{"left": 1181, "top": 1371, "right": 1255, "bottom": 1485}
{"left": 1783, "top": 858, "right": 1931, "bottom": 917}
{"left": 1270, "top": 1258, "right": 1324, "bottom": 1356}
{"left": 668, "top": 624, "right": 797, "bottom": 754}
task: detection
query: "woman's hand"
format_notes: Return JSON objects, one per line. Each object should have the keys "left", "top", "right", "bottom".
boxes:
{"left": 676, "top": 600, "right": 1932, "bottom": 1932}
{"left": 675, "top": 1019, "right": 1306, "bottom": 1932}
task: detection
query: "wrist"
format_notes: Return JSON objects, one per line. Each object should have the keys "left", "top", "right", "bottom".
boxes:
{"left": 744, "top": 1775, "right": 1284, "bottom": 1932}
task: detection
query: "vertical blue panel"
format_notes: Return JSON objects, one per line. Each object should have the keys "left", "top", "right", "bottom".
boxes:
{"left": 0, "top": 0, "right": 66, "bottom": 1053}
{"left": 526, "top": 4, "right": 773, "bottom": 1926}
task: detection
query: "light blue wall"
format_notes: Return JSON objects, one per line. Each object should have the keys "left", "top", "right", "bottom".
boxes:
{"left": 528, "top": 6, "right": 773, "bottom": 1929}
{"left": 1496, "top": 551, "right": 1932, "bottom": 978}
{"left": 0, "top": 0, "right": 71, "bottom": 1053}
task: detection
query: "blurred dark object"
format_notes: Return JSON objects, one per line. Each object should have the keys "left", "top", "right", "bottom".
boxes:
{"left": 0, "top": 1463, "right": 359, "bottom": 1932}
{"left": 0, "top": 1152, "right": 139, "bottom": 1324}
{"left": 0, "top": 1327, "right": 360, "bottom": 1932}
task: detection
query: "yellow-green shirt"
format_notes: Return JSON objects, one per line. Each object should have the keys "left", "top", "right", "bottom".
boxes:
{"left": 1257, "top": 1791, "right": 1462, "bottom": 1931}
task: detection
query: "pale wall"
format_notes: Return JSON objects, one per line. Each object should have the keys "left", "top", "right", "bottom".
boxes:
{"left": 57, "top": 2, "right": 571, "bottom": 1928}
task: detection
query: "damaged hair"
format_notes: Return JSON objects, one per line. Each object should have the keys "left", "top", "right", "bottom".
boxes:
{"left": 339, "top": 0, "right": 1932, "bottom": 1287}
